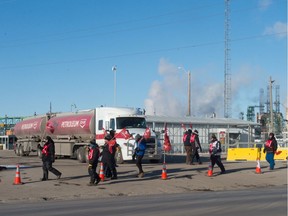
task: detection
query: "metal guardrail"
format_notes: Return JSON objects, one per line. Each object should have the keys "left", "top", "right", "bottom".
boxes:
{"left": 163, "top": 141, "right": 288, "bottom": 155}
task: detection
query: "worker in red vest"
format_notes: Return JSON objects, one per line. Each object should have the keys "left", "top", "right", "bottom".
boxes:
{"left": 183, "top": 129, "right": 193, "bottom": 165}
{"left": 209, "top": 134, "right": 225, "bottom": 174}
{"left": 191, "top": 129, "right": 203, "bottom": 164}
{"left": 39, "top": 136, "right": 62, "bottom": 181}
{"left": 101, "top": 134, "right": 118, "bottom": 179}
{"left": 263, "top": 132, "right": 278, "bottom": 170}
{"left": 87, "top": 139, "right": 101, "bottom": 186}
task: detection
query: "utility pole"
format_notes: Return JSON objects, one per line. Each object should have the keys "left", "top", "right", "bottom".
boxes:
{"left": 269, "top": 76, "right": 274, "bottom": 133}
{"left": 187, "top": 71, "right": 191, "bottom": 116}
{"left": 112, "top": 65, "right": 117, "bottom": 106}
{"left": 178, "top": 67, "right": 191, "bottom": 116}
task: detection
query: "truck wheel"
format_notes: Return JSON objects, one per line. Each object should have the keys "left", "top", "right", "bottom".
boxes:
{"left": 77, "top": 147, "right": 86, "bottom": 163}
{"left": 37, "top": 148, "right": 42, "bottom": 159}
{"left": 19, "top": 145, "right": 24, "bottom": 156}
{"left": 115, "top": 148, "right": 124, "bottom": 164}
{"left": 15, "top": 145, "right": 20, "bottom": 156}
{"left": 85, "top": 148, "right": 89, "bottom": 162}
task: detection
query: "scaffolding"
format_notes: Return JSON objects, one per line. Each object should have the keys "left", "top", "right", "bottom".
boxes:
{"left": 0, "top": 116, "right": 24, "bottom": 135}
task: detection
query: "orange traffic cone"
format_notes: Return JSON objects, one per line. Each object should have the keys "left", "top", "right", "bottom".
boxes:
{"left": 13, "top": 164, "right": 23, "bottom": 185}
{"left": 99, "top": 162, "right": 105, "bottom": 181}
{"left": 161, "top": 162, "right": 167, "bottom": 180}
{"left": 207, "top": 162, "right": 213, "bottom": 177}
{"left": 255, "top": 159, "right": 262, "bottom": 174}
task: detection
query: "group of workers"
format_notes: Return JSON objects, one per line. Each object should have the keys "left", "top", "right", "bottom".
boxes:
{"left": 183, "top": 129, "right": 225, "bottom": 174}
{"left": 38, "top": 130, "right": 146, "bottom": 186}
{"left": 38, "top": 129, "right": 278, "bottom": 185}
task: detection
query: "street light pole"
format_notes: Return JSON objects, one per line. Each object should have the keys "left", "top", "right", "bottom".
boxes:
{"left": 112, "top": 65, "right": 117, "bottom": 106}
{"left": 187, "top": 70, "right": 191, "bottom": 117}
{"left": 178, "top": 67, "right": 191, "bottom": 117}
{"left": 269, "top": 76, "right": 274, "bottom": 133}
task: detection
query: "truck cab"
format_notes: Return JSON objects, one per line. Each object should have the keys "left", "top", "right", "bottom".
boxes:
{"left": 95, "top": 107, "right": 162, "bottom": 163}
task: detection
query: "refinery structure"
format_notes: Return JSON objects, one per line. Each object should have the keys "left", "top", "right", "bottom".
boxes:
{"left": 245, "top": 77, "right": 287, "bottom": 141}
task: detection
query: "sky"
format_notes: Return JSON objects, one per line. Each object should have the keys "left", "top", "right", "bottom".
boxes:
{"left": 0, "top": 0, "right": 287, "bottom": 120}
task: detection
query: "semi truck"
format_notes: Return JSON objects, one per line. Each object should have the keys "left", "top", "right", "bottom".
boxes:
{"left": 13, "top": 107, "right": 162, "bottom": 163}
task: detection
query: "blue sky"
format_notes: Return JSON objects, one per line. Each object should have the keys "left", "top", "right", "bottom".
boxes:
{"left": 0, "top": 0, "right": 287, "bottom": 119}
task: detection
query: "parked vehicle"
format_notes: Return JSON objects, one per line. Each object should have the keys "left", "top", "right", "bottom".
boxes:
{"left": 13, "top": 107, "right": 162, "bottom": 163}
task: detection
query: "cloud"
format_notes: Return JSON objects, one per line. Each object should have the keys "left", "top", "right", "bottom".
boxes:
{"left": 264, "top": 21, "right": 287, "bottom": 39}
{"left": 258, "top": 0, "right": 273, "bottom": 11}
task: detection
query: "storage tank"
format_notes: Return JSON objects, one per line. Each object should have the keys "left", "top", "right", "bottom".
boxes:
{"left": 13, "top": 116, "right": 47, "bottom": 138}
{"left": 46, "top": 110, "right": 95, "bottom": 140}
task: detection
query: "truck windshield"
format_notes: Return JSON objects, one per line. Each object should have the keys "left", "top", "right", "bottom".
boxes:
{"left": 116, "top": 117, "right": 146, "bottom": 129}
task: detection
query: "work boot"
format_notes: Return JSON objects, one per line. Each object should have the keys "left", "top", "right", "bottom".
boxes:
{"left": 95, "top": 177, "right": 101, "bottom": 185}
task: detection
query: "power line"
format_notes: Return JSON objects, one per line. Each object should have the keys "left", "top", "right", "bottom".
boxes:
{"left": 0, "top": 31, "right": 286, "bottom": 70}
{"left": 1, "top": 1, "right": 284, "bottom": 48}
{"left": 0, "top": 2, "right": 223, "bottom": 47}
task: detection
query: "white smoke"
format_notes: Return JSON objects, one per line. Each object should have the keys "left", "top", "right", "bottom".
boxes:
{"left": 144, "top": 58, "right": 224, "bottom": 117}
{"left": 144, "top": 59, "right": 185, "bottom": 116}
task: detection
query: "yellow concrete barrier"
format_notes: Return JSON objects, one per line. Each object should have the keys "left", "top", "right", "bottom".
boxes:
{"left": 261, "top": 148, "right": 288, "bottom": 161}
{"left": 227, "top": 148, "right": 288, "bottom": 161}
{"left": 227, "top": 148, "right": 259, "bottom": 161}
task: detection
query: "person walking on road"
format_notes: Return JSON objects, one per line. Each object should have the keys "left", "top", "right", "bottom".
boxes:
{"left": 183, "top": 129, "right": 193, "bottom": 165}
{"left": 209, "top": 134, "right": 225, "bottom": 174}
{"left": 87, "top": 139, "right": 101, "bottom": 186}
{"left": 110, "top": 130, "right": 121, "bottom": 167}
{"left": 263, "top": 132, "right": 278, "bottom": 170}
{"left": 101, "top": 134, "right": 118, "bottom": 179}
{"left": 39, "top": 136, "right": 62, "bottom": 181}
{"left": 191, "top": 129, "right": 202, "bottom": 164}
{"left": 133, "top": 134, "right": 147, "bottom": 178}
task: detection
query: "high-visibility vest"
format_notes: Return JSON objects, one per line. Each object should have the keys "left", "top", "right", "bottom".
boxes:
{"left": 209, "top": 142, "right": 214, "bottom": 153}
{"left": 209, "top": 140, "right": 221, "bottom": 155}
{"left": 190, "top": 134, "right": 195, "bottom": 143}
{"left": 265, "top": 140, "right": 272, "bottom": 148}
{"left": 107, "top": 140, "right": 116, "bottom": 154}
{"left": 42, "top": 144, "right": 50, "bottom": 156}
{"left": 88, "top": 148, "right": 94, "bottom": 160}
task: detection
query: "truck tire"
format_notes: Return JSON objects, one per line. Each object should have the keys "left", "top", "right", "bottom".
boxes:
{"left": 15, "top": 145, "right": 20, "bottom": 156}
{"left": 85, "top": 148, "right": 89, "bottom": 162}
{"left": 115, "top": 148, "right": 124, "bottom": 164}
{"left": 37, "top": 148, "right": 42, "bottom": 159}
{"left": 77, "top": 147, "right": 86, "bottom": 163}
{"left": 19, "top": 145, "right": 24, "bottom": 157}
